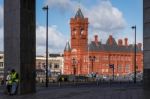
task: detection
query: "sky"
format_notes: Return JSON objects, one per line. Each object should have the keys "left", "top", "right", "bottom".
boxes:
{"left": 0, "top": 0, "right": 143, "bottom": 55}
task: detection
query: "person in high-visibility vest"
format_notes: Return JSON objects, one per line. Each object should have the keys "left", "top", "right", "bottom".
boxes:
{"left": 10, "top": 69, "right": 19, "bottom": 95}
{"left": 6, "top": 71, "right": 12, "bottom": 95}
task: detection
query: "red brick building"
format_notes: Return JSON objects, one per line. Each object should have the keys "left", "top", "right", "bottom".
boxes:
{"left": 64, "top": 8, "right": 143, "bottom": 76}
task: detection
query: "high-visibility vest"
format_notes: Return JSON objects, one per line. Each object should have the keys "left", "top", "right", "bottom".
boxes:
{"left": 8, "top": 80, "right": 12, "bottom": 85}
{"left": 11, "top": 72, "right": 19, "bottom": 83}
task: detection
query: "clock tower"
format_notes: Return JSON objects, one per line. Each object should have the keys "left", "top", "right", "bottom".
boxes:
{"left": 70, "top": 8, "right": 88, "bottom": 51}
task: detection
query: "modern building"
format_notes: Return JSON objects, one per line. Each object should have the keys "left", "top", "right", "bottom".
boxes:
{"left": 0, "top": 52, "right": 64, "bottom": 82}
{"left": 63, "top": 8, "right": 143, "bottom": 76}
{"left": 0, "top": 51, "right": 4, "bottom": 80}
{"left": 36, "top": 54, "right": 64, "bottom": 82}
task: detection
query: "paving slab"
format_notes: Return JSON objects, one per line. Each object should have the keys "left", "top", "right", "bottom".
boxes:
{"left": 0, "top": 86, "right": 149, "bottom": 99}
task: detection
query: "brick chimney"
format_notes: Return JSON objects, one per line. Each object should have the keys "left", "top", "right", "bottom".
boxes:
{"left": 109, "top": 35, "right": 113, "bottom": 45}
{"left": 138, "top": 43, "right": 142, "bottom": 50}
{"left": 124, "top": 38, "right": 128, "bottom": 46}
{"left": 118, "top": 39, "right": 123, "bottom": 46}
{"left": 94, "top": 35, "right": 99, "bottom": 46}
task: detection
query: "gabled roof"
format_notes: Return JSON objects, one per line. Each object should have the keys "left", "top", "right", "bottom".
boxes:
{"left": 106, "top": 37, "right": 117, "bottom": 46}
{"left": 75, "top": 8, "right": 84, "bottom": 19}
{"left": 64, "top": 41, "right": 71, "bottom": 51}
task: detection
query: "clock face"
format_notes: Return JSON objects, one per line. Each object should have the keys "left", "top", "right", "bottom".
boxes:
{"left": 72, "top": 29, "right": 76, "bottom": 35}
{"left": 81, "top": 30, "right": 84, "bottom": 35}
{"left": 72, "top": 29, "right": 76, "bottom": 39}
{"left": 74, "top": 30, "right": 77, "bottom": 35}
{"left": 80, "top": 27, "right": 84, "bottom": 35}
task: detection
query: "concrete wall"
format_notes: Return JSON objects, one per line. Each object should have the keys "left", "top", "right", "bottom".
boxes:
{"left": 4, "top": 0, "right": 36, "bottom": 94}
{"left": 143, "top": 0, "right": 150, "bottom": 90}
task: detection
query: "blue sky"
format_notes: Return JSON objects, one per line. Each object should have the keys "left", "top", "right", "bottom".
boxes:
{"left": 0, "top": 0, "right": 143, "bottom": 55}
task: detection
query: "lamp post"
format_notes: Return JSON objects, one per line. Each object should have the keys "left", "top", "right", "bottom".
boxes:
{"left": 72, "top": 58, "right": 76, "bottom": 75}
{"left": 131, "top": 25, "right": 136, "bottom": 84}
{"left": 89, "top": 56, "right": 96, "bottom": 73}
{"left": 43, "top": 5, "right": 49, "bottom": 87}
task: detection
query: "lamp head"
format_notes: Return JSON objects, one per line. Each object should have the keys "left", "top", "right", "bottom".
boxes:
{"left": 131, "top": 26, "right": 136, "bottom": 29}
{"left": 42, "top": 5, "right": 48, "bottom": 10}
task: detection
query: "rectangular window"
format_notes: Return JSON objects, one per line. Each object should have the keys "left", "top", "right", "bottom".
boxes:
{"left": 49, "top": 64, "right": 52, "bottom": 68}
{"left": 128, "top": 57, "right": 131, "bottom": 61}
{"left": 0, "top": 62, "right": 3, "bottom": 68}
{"left": 118, "top": 65, "right": 122, "bottom": 72}
{"left": 103, "top": 55, "right": 108, "bottom": 60}
{"left": 125, "top": 65, "right": 130, "bottom": 72}
{"left": 54, "top": 64, "right": 59, "bottom": 68}
{"left": 117, "top": 56, "right": 120, "bottom": 60}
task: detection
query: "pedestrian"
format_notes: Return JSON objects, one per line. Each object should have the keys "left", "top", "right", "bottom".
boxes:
{"left": 6, "top": 71, "right": 12, "bottom": 95}
{"left": 62, "top": 77, "right": 64, "bottom": 82}
{"left": 10, "top": 69, "right": 19, "bottom": 95}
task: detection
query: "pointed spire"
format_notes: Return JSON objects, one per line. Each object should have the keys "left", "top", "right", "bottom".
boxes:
{"left": 64, "top": 41, "right": 71, "bottom": 51}
{"left": 75, "top": 8, "right": 84, "bottom": 19}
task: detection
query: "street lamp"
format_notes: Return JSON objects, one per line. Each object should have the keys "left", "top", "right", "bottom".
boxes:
{"left": 72, "top": 58, "right": 76, "bottom": 75}
{"left": 89, "top": 56, "right": 96, "bottom": 73}
{"left": 131, "top": 25, "right": 136, "bottom": 84}
{"left": 43, "top": 5, "right": 49, "bottom": 87}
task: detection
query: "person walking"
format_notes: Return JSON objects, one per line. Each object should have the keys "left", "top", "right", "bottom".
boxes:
{"left": 10, "top": 69, "right": 19, "bottom": 95}
{"left": 6, "top": 71, "right": 12, "bottom": 95}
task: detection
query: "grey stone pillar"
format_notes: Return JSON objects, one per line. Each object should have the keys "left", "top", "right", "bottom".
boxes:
{"left": 143, "top": 0, "right": 150, "bottom": 91}
{"left": 4, "top": 0, "right": 36, "bottom": 94}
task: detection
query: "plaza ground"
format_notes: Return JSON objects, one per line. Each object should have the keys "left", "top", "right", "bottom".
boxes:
{"left": 0, "top": 82, "right": 150, "bottom": 99}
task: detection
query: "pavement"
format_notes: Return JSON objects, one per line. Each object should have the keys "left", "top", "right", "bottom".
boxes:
{"left": 0, "top": 82, "right": 150, "bottom": 99}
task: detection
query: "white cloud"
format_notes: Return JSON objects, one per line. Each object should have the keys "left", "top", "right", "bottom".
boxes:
{"left": 36, "top": 25, "right": 67, "bottom": 55}
{"left": 84, "top": 1, "right": 126, "bottom": 43}
{"left": 44, "top": 0, "right": 76, "bottom": 12}
{"left": 45, "top": 0, "right": 126, "bottom": 32}
{"left": 0, "top": 5, "right": 3, "bottom": 28}
{"left": 0, "top": 5, "right": 3, "bottom": 51}
{"left": 0, "top": 27, "right": 3, "bottom": 51}
{"left": 0, "top": 4, "right": 67, "bottom": 54}
{"left": 85, "top": 1, "right": 126, "bottom": 33}
{"left": 45, "top": 0, "right": 126, "bottom": 41}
